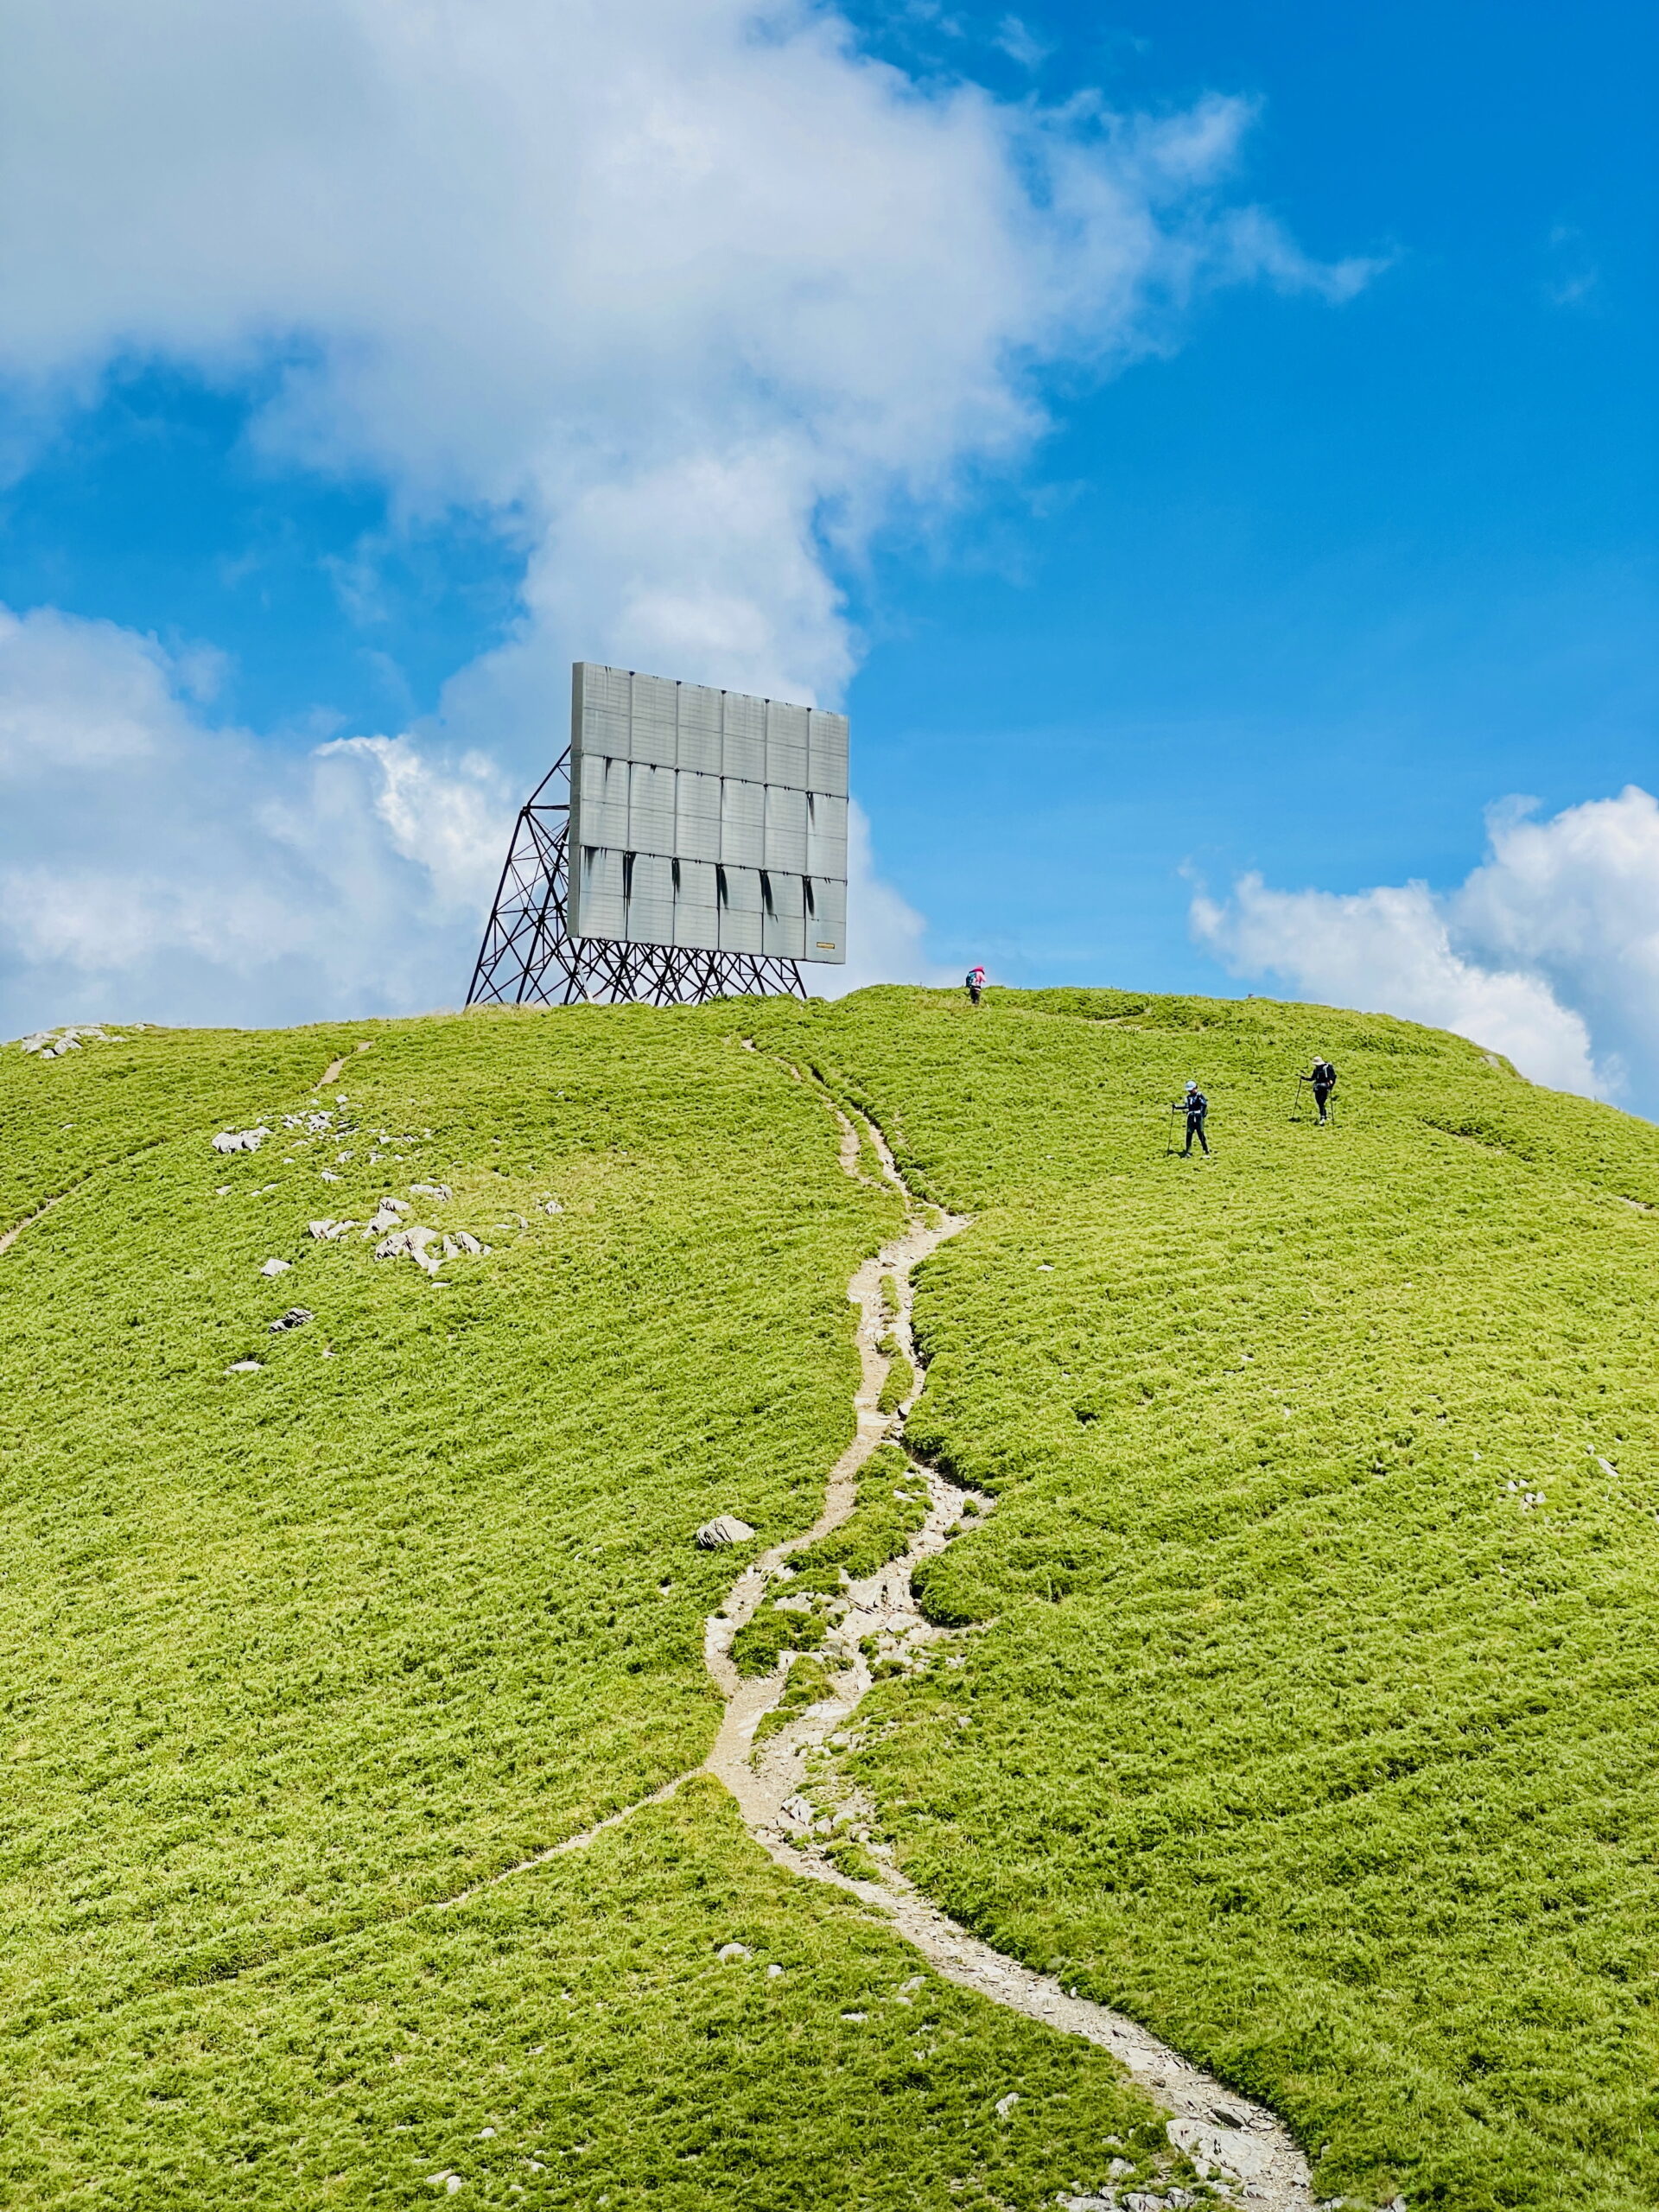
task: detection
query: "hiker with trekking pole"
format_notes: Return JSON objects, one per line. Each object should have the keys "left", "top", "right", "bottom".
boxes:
{"left": 965, "top": 964, "right": 986, "bottom": 1007}
{"left": 1171, "top": 1078, "right": 1209, "bottom": 1158}
{"left": 1312, "top": 1054, "right": 1337, "bottom": 1122}
{"left": 1299, "top": 1054, "right": 1337, "bottom": 1124}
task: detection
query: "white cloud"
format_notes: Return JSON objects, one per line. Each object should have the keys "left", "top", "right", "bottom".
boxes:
{"left": 1192, "top": 787, "right": 1659, "bottom": 1105}
{"left": 0, "top": 0, "right": 1373, "bottom": 704}
{"left": 995, "top": 16, "right": 1051, "bottom": 71}
{"left": 0, "top": 0, "right": 1377, "bottom": 1021}
{"left": 0, "top": 607, "right": 513, "bottom": 1031}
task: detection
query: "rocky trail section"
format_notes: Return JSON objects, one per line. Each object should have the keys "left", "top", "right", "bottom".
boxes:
{"left": 699, "top": 1076, "right": 1321, "bottom": 2212}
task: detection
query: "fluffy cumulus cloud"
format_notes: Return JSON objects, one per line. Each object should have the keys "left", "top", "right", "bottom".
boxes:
{"left": 1192, "top": 787, "right": 1659, "bottom": 1105}
{"left": 0, "top": 0, "right": 1375, "bottom": 1026}
{"left": 0, "top": 606, "right": 516, "bottom": 1028}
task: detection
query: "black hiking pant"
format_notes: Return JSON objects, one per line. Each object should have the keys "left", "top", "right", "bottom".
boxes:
{"left": 967, "top": 985, "right": 981, "bottom": 1006}
{"left": 1184, "top": 1111, "right": 1208, "bottom": 1155}
{"left": 1313, "top": 1083, "right": 1333, "bottom": 1122}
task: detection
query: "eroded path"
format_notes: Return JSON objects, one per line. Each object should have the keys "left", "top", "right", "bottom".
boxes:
{"left": 701, "top": 1082, "right": 1319, "bottom": 2211}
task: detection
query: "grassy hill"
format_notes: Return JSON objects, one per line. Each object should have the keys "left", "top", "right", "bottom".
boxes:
{"left": 3, "top": 988, "right": 1658, "bottom": 2209}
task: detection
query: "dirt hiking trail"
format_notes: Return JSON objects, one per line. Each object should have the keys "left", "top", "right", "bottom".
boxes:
{"left": 699, "top": 1072, "right": 1319, "bottom": 2210}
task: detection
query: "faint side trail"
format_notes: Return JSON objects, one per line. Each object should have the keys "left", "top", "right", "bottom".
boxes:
{"left": 0, "top": 1141, "right": 168, "bottom": 1260}
{"left": 0, "top": 1193, "right": 71, "bottom": 1258}
{"left": 697, "top": 1077, "right": 1318, "bottom": 2212}
{"left": 0, "top": 1039, "right": 373, "bottom": 1261}
{"left": 315, "top": 1039, "right": 374, "bottom": 1090}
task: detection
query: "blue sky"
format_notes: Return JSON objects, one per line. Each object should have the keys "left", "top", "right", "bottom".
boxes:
{"left": 0, "top": 0, "right": 1654, "bottom": 1104}
{"left": 848, "top": 0, "right": 1656, "bottom": 989}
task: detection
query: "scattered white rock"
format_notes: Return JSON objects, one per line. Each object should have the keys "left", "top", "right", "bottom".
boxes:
{"left": 258, "top": 1258, "right": 292, "bottom": 1277}
{"left": 476, "top": 2127, "right": 496, "bottom": 2140}
{"left": 308, "top": 1219, "right": 359, "bottom": 1241}
{"left": 374, "top": 1224, "right": 442, "bottom": 1275}
{"left": 841, "top": 2011, "right": 867, "bottom": 2024}
{"left": 268, "top": 1307, "right": 314, "bottom": 1333}
{"left": 226, "top": 1360, "right": 264, "bottom": 1374}
{"left": 779, "top": 1794, "right": 815, "bottom": 1829}
{"left": 320, "top": 1170, "right": 341, "bottom": 1183}
{"left": 766, "top": 1962, "right": 785, "bottom": 1979}
{"left": 411, "top": 1182, "right": 453, "bottom": 1200}
{"left": 995, "top": 2093, "right": 1019, "bottom": 2120}
{"left": 213, "top": 1128, "right": 270, "bottom": 1154}
{"left": 1167, "top": 2115, "right": 1274, "bottom": 2183}
{"left": 696, "top": 1515, "right": 756, "bottom": 1549}
{"left": 442, "top": 1231, "right": 487, "bottom": 1259}
{"left": 17, "top": 1024, "right": 124, "bottom": 1058}
{"left": 717, "top": 1942, "right": 751, "bottom": 1964}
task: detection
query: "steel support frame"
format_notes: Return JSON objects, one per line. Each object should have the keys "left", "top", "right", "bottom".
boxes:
{"left": 465, "top": 750, "right": 810, "bottom": 1008}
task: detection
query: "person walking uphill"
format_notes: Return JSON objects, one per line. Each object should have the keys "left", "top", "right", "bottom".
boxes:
{"left": 965, "top": 965, "right": 986, "bottom": 1007}
{"left": 1310, "top": 1054, "right": 1337, "bottom": 1123}
{"left": 1180, "top": 1080, "right": 1210, "bottom": 1157}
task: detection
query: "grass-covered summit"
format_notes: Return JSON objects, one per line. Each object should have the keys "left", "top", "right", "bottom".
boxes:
{"left": 3, "top": 988, "right": 1657, "bottom": 2209}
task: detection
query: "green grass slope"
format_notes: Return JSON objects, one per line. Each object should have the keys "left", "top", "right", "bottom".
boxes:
{"left": 0, "top": 1009, "right": 1159, "bottom": 2209}
{"left": 8, "top": 988, "right": 1658, "bottom": 2209}
{"left": 751, "top": 987, "right": 1659, "bottom": 2211}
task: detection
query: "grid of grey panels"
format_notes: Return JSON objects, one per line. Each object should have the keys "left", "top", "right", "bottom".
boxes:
{"left": 566, "top": 663, "right": 849, "bottom": 963}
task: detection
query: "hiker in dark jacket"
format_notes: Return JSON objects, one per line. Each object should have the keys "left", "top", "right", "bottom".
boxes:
{"left": 1180, "top": 1080, "right": 1209, "bottom": 1156}
{"left": 1310, "top": 1055, "right": 1337, "bottom": 1123}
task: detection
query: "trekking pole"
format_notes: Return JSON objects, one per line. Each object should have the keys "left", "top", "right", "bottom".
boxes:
{"left": 1289, "top": 1073, "right": 1309, "bottom": 1121}
{"left": 1163, "top": 1104, "right": 1178, "bottom": 1158}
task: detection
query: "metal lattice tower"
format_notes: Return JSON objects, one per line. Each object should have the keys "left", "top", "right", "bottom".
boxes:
{"left": 465, "top": 751, "right": 809, "bottom": 1008}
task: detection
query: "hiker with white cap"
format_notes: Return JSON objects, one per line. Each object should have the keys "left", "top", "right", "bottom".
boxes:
{"left": 1179, "top": 1079, "right": 1210, "bottom": 1157}
{"left": 1309, "top": 1054, "right": 1337, "bottom": 1123}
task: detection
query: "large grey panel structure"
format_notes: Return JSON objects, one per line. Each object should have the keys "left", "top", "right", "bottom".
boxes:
{"left": 566, "top": 664, "right": 849, "bottom": 964}
{"left": 465, "top": 662, "right": 849, "bottom": 1009}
